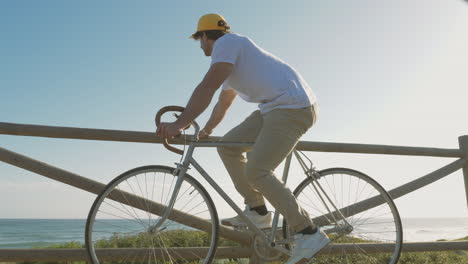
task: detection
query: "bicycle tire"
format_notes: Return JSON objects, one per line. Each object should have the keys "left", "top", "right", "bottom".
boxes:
{"left": 283, "top": 167, "right": 402, "bottom": 264}
{"left": 85, "top": 165, "right": 219, "bottom": 264}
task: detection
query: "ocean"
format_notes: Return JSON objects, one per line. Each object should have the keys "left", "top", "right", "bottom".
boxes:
{"left": 0, "top": 218, "right": 467, "bottom": 249}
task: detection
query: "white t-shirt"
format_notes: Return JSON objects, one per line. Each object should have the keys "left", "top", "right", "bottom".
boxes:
{"left": 211, "top": 33, "right": 317, "bottom": 114}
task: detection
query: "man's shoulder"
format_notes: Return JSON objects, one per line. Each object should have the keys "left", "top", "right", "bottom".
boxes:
{"left": 223, "top": 32, "right": 244, "bottom": 39}
{"left": 217, "top": 33, "right": 248, "bottom": 45}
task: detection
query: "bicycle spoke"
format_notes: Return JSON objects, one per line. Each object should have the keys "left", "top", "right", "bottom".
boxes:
{"left": 102, "top": 200, "right": 149, "bottom": 227}
{"left": 287, "top": 167, "right": 402, "bottom": 264}
{"left": 135, "top": 174, "right": 152, "bottom": 227}
{"left": 86, "top": 166, "right": 218, "bottom": 264}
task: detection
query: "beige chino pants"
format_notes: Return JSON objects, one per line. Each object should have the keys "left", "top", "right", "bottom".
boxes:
{"left": 217, "top": 103, "right": 318, "bottom": 231}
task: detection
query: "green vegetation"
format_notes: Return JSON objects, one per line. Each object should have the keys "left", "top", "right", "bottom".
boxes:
{"left": 12, "top": 233, "right": 468, "bottom": 264}
{"left": 94, "top": 230, "right": 213, "bottom": 248}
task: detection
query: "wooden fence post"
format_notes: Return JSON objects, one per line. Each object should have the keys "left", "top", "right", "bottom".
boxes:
{"left": 458, "top": 135, "right": 468, "bottom": 208}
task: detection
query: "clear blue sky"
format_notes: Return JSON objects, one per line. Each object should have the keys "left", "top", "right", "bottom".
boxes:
{"left": 1, "top": 0, "right": 468, "bottom": 219}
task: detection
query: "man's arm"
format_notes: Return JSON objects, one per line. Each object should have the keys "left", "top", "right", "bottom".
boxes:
{"left": 175, "top": 62, "right": 233, "bottom": 129}
{"left": 155, "top": 62, "right": 233, "bottom": 139}
{"left": 202, "top": 88, "right": 237, "bottom": 135}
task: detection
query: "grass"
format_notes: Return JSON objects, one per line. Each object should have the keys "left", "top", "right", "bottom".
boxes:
{"left": 7, "top": 234, "right": 468, "bottom": 264}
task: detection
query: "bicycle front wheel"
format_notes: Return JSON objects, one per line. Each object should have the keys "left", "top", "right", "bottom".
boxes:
{"left": 284, "top": 168, "right": 402, "bottom": 264}
{"left": 86, "top": 165, "right": 219, "bottom": 264}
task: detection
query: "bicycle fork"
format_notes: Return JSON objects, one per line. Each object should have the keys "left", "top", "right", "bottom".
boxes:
{"left": 147, "top": 144, "right": 196, "bottom": 234}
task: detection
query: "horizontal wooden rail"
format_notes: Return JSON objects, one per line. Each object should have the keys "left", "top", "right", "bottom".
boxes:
{"left": 1, "top": 241, "right": 467, "bottom": 261}
{"left": 0, "top": 247, "right": 253, "bottom": 262}
{"left": 0, "top": 122, "right": 463, "bottom": 157}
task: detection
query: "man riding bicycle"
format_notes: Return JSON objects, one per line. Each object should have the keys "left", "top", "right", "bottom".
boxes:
{"left": 156, "top": 13, "right": 330, "bottom": 263}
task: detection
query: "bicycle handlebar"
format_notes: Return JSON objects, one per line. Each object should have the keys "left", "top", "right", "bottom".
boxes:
{"left": 155, "top": 105, "right": 200, "bottom": 155}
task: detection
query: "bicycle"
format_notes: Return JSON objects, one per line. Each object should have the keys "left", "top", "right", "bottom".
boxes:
{"left": 85, "top": 105, "right": 403, "bottom": 264}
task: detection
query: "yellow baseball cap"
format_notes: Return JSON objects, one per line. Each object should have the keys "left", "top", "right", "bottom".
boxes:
{"left": 189, "top": 13, "right": 230, "bottom": 39}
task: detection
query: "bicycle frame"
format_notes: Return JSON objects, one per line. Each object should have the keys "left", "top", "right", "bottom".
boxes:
{"left": 150, "top": 112, "right": 352, "bottom": 259}
{"left": 147, "top": 140, "right": 293, "bottom": 255}
{"left": 151, "top": 138, "right": 354, "bottom": 258}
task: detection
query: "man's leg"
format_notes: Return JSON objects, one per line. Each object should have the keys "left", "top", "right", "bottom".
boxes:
{"left": 245, "top": 106, "right": 316, "bottom": 232}
{"left": 217, "top": 110, "right": 266, "bottom": 207}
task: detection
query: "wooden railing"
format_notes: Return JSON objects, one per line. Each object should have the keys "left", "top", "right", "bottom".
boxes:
{"left": 0, "top": 121, "right": 467, "bottom": 263}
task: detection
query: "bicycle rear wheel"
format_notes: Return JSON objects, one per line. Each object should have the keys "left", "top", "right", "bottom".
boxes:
{"left": 284, "top": 168, "right": 402, "bottom": 264}
{"left": 86, "top": 165, "right": 219, "bottom": 264}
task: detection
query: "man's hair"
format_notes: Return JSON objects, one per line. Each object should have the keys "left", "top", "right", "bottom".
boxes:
{"left": 194, "top": 30, "right": 230, "bottom": 40}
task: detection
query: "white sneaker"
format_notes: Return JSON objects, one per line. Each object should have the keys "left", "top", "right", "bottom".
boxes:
{"left": 221, "top": 207, "right": 272, "bottom": 229}
{"left": 286, "top": 228, "right": 331, "bottom": 264}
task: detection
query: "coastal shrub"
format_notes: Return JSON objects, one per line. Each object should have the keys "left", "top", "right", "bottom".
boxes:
{"left": 16, "top": 232, "right": 468, "bottom": 264}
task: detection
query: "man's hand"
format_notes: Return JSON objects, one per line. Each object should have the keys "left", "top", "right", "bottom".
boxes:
{"left": 198, "top": 128, "right": 212, "bottom": 139}
{"left": 156, "top": 122, "right": 184, "bottom": 139}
